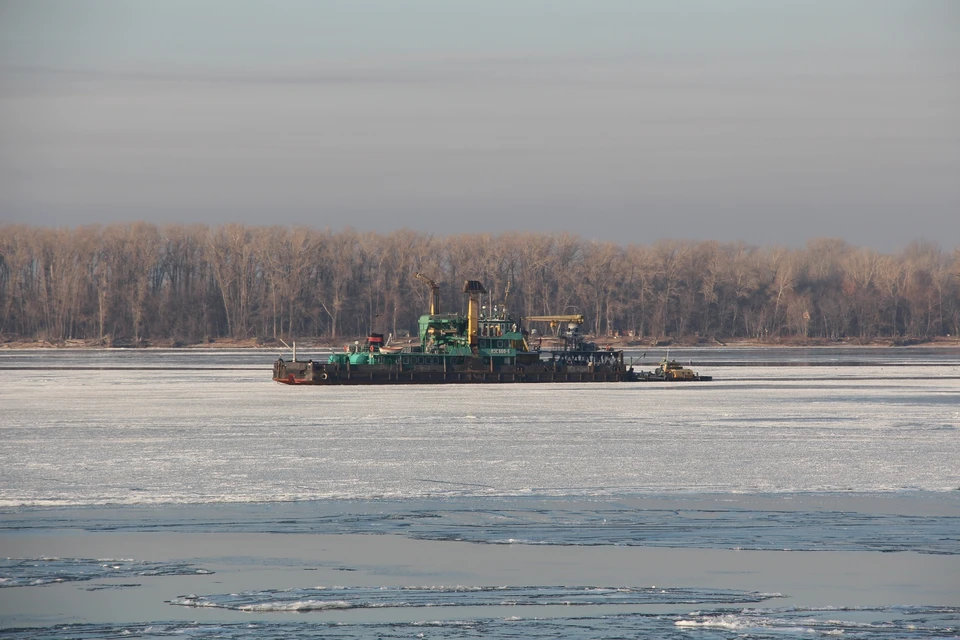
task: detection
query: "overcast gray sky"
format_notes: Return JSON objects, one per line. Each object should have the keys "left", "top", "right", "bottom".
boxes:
{"left": 1, "top": 0, "right": 957, "bottom": 250}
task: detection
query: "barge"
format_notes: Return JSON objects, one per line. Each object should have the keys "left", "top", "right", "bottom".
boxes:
{"left": 273, "top": 277, "right": 711, "bottom": 385}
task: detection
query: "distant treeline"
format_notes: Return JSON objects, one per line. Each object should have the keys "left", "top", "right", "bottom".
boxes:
{"left": 1, "top": 223, "right": 958, "bottom": 345}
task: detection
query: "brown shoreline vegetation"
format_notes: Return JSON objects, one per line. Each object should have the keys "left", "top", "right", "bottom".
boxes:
{"left": 2, "top": 223, "right": 959, "bottom": 349}
{"left": 4, "top": 336, "right": 960, "bottom": 350}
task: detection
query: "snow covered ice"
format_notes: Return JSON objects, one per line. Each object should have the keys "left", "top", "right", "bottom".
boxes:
{"left": 1, "top": 354, "right": 959, "bottom": 506}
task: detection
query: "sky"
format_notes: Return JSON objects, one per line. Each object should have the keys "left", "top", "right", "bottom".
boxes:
{"left": 1, "top": 0, "right": 958, "bottom": 251}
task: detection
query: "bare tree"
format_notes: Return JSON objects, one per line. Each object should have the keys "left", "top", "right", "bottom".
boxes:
{"left": 2, "top": 224, "right": 959, "bottom": 346}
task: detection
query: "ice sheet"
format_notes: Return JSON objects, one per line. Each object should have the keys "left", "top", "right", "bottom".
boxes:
{"left": 1, "top": 357, "right": 958, "bottom": 506}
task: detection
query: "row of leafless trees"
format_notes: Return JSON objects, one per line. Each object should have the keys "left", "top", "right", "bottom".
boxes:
{"left": 1, "top": 223, "right": 959, "bottom": 344}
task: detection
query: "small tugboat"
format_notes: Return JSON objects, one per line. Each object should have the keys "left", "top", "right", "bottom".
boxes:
{"left": 637, "top": 357, "right": 713, "bottom": 382}
{"left": 273, "top": 277, "right": 635, "bottom": 385}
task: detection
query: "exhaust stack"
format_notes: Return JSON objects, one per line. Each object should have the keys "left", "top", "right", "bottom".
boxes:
{"left": 462, "top": 280, "right": 487, "bottom": 346}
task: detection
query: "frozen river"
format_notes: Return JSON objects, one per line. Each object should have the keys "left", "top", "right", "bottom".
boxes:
{"left": 2, "top": 348, "right": 959, "bottom": 505}
{"left": 1, "top": 347, "right": 958, "bottom": 638}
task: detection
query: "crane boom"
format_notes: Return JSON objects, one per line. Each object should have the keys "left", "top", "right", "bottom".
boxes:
{"left": 415, "top": 272, "right": 440, "bottom": 315}
{"left": 523, "top": 314, "right": 584, "bottom": 326}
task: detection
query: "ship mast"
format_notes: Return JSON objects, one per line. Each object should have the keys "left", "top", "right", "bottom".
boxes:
{"left": 415, "top": 272, "right": 441, "bottom": 315}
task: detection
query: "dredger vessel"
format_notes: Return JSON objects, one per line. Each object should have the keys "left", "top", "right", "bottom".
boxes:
{"left": 273, "top": 276, "right": 710, "bottom": 385}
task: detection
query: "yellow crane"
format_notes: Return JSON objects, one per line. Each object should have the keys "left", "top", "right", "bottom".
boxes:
{"left": 523, "top": 314, "right": 584, "bottom": 335}
{"left": 524, "top": 314, "right": 584, "bottom": 327}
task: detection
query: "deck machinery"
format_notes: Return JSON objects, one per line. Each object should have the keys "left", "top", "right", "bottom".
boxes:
{"left": 273, "top": 277, "right": 634, "bottom": 385}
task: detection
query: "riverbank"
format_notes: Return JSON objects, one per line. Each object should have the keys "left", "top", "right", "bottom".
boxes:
{"left": 3, "top": 335, "right": 958, "bottom": 350}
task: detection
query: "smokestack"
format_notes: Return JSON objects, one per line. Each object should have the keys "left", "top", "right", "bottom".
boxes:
{"left": 462, "top": 280, "right": 487, "bottom": 346}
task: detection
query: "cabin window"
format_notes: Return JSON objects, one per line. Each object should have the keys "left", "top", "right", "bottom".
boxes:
{"left": 417, "top": 357, "right": 424, "bottom": 364}
{"left": 497, "top": 340, "right": 505, "bottom": 348}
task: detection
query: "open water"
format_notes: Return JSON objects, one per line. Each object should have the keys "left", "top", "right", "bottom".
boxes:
{"left": 1, "top": 347, "right": 958, "bottom": 638}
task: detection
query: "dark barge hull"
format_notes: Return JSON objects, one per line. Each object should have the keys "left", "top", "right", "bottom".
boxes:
{"left": 273, "top": 361, "right": 713, "bottom": 384}
{"left": 275, "top": 373, "right": 632, "bottom": 384}
{"left": 273, "top": 360, "right": 636, "bottom": 385}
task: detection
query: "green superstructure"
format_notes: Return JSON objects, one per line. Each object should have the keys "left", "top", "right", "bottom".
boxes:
{"left": 274, "top": 276, "right": 638, "bottom": 385}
